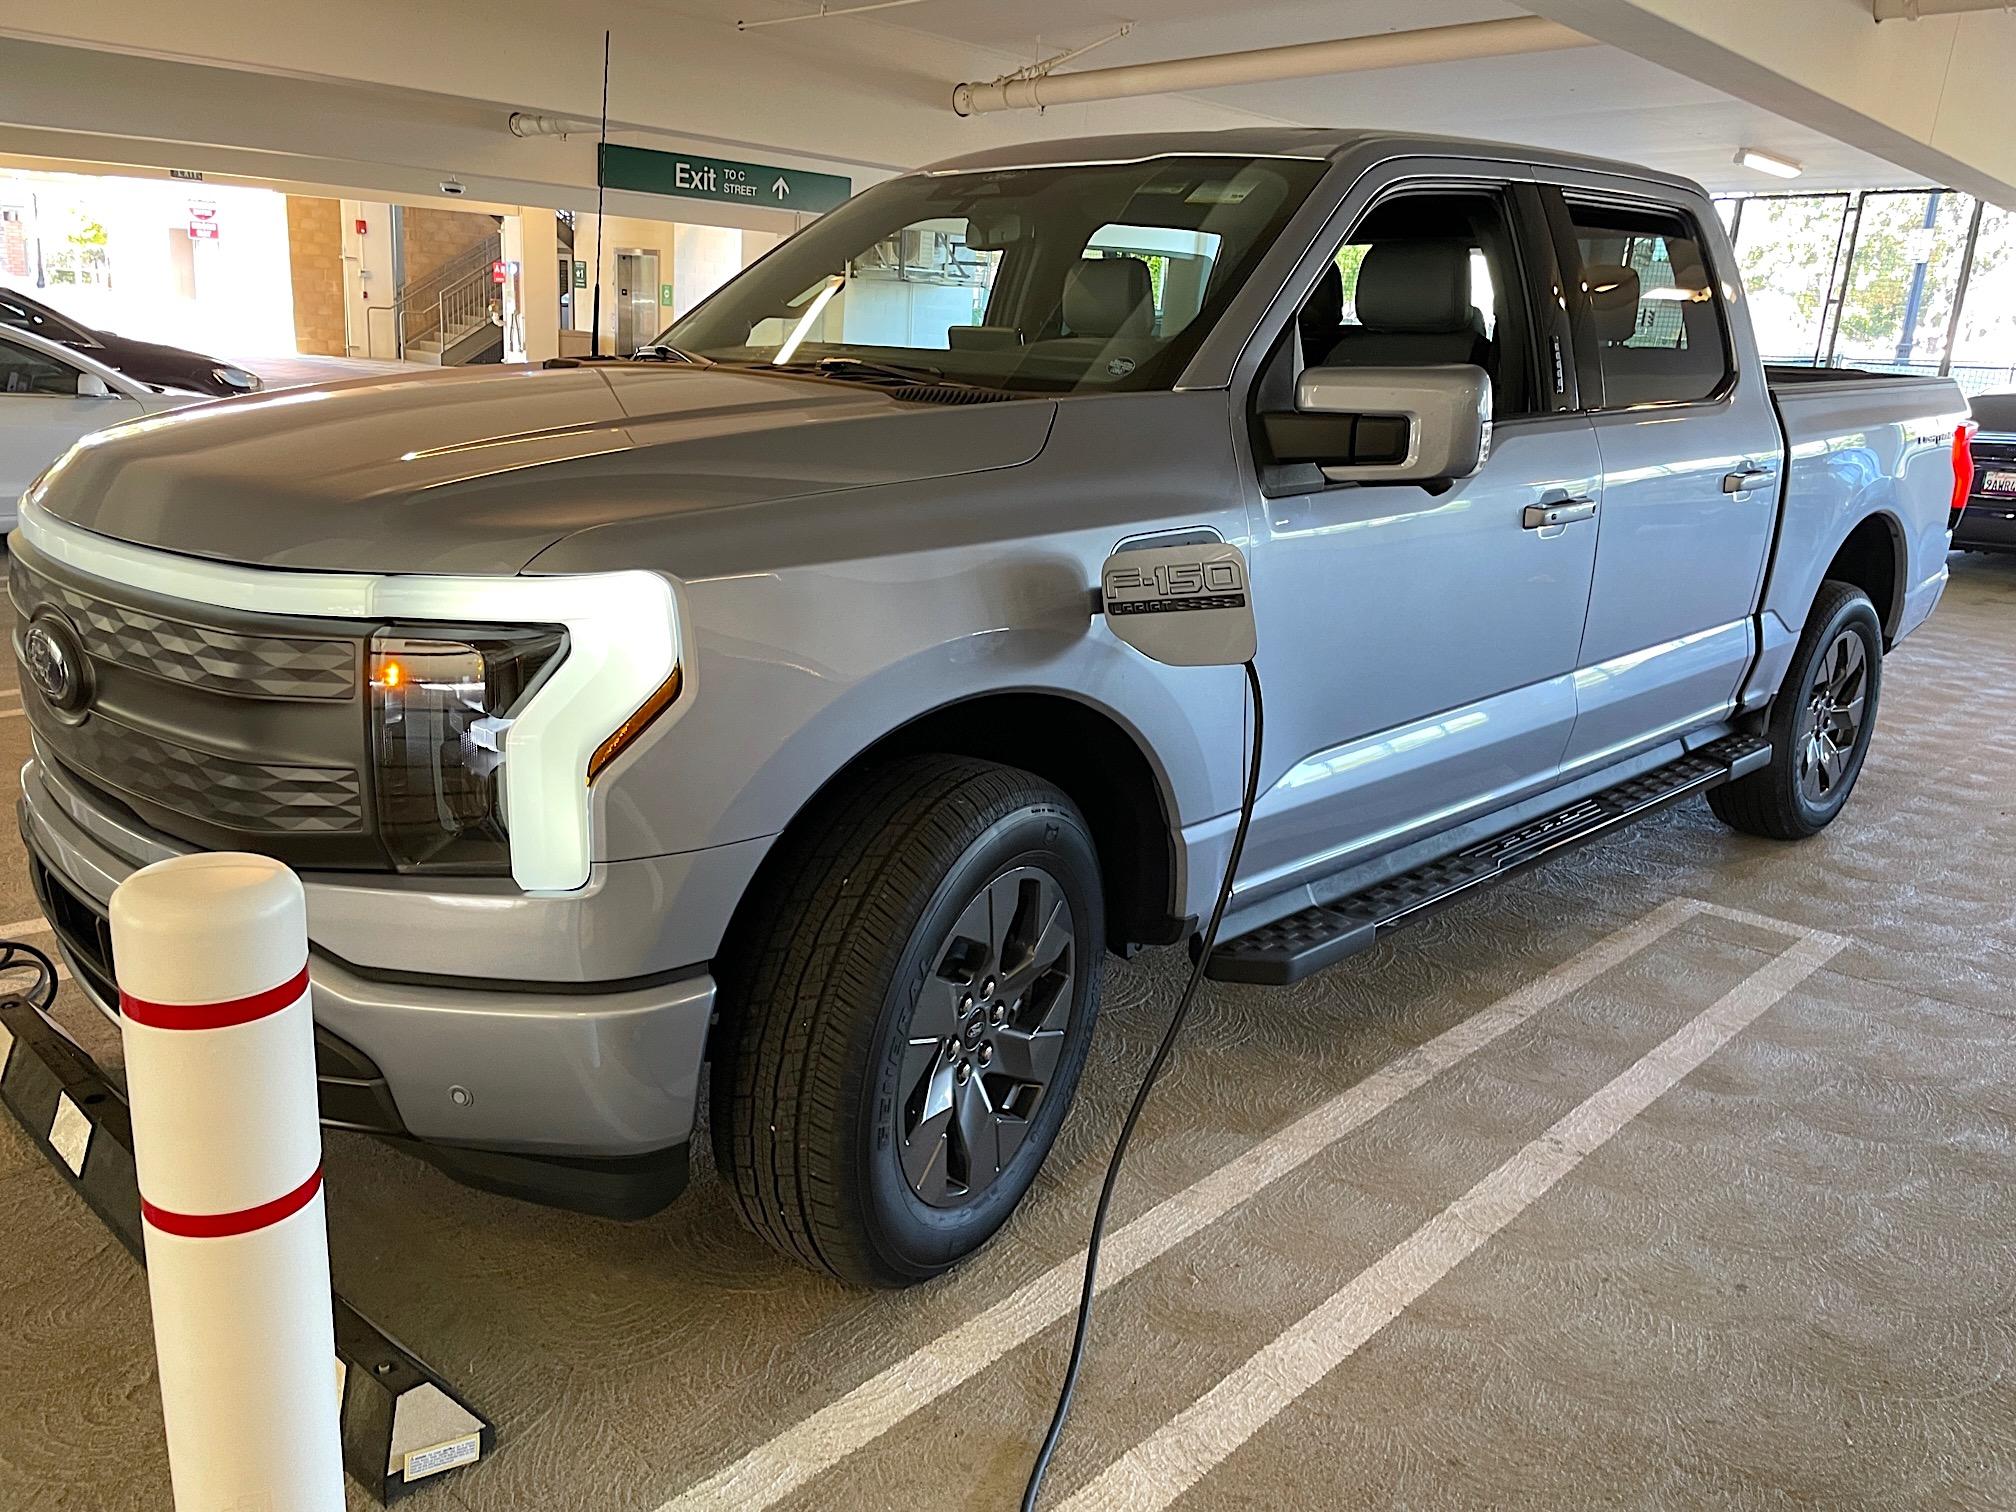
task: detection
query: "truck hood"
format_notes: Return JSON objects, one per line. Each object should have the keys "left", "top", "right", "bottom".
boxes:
{"left": 30, "top": 363, "right": 1056, "bottom": 575}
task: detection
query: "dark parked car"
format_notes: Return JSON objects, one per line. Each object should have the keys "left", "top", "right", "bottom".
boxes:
{"left": 0, "top": 287, "right": 261, "bottom": 397}
{"left": 1958, "top": 392, "right": 2016, "bottom": 554}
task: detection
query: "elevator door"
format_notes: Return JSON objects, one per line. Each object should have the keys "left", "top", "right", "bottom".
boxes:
{"left": 615, "top": 250, "right": 660, "bottom": 354}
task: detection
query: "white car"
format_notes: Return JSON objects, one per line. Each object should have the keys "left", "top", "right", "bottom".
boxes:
{"left": 2, "top": 325, "right": 204, "bottom": 530}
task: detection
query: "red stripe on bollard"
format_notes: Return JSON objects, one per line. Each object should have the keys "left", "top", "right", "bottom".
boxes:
{"left": 120, "top": 964, "right": 310, "bottom": 1030}
{"left": 142, "top": 1166, "right": 323, "bottom": 1239}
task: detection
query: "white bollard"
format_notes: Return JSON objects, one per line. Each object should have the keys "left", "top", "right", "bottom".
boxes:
{"left": 111, "top": 853, "right": 345, "bottom": 1512}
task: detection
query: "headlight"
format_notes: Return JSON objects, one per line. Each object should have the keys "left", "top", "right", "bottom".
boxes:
{"left": 214, "top": 365, "right": 263, "bottom": 392}
{"left": 369, "top": 625, "right": 566, "bottom": 872}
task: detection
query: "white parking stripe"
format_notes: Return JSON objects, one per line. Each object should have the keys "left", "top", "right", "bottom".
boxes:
{"left": 0, "top": 915, "right": 51, "bottom": 938}
{"left": 655, "top": 897, "right": 1709, "bottom": 1512}
{"left": 1059, "top": 926, "right": 1845, "bottom": 1512}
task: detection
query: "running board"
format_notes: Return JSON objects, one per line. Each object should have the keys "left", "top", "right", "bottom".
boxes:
{"left": 1208, "top": 733, "right": 1772, "bottom": 986}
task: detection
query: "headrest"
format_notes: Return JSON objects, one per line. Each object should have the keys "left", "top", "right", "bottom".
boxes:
{"left": 1353, "top": 240, "right": 1474, "bottom": 333}
{"left": 1583, "top": 264, "right": 1642, "bottom": 345}
{"left": 1065, "top": 258, "right": 1154, "bottom": 339}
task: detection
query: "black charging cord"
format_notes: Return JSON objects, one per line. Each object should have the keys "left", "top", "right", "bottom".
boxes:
{"left": 0, "top": 938, "right": 61, "bottom": 1012}
{"left": 1022, "top": 658, "right": 1265, "bottom": 1511}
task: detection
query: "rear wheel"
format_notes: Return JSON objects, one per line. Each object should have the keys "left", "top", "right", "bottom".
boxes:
{"left": 712, "top": 755, "right": 1103, "bottom": 1288}
{"left": 1709, "top": 579, "right": 1883, "bottom": 840}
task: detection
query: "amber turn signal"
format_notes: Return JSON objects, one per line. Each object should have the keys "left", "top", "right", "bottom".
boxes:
{"left": 587, "top": 666, "right": 683, "bottom": 783}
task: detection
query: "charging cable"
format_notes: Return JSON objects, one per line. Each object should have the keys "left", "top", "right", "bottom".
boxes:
{"left": 0, "top": 938, "right": 60, "bottom": 1013}
{"left": 1022, "top": 658, "right": 1264, "bottom": 1510}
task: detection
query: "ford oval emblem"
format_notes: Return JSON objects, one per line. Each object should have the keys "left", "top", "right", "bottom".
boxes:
{"left": 23, "top": 612, "right": 90, "bottom": 714}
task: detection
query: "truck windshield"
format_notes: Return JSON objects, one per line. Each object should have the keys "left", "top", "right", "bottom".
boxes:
{"left": 659, "top": 154, "right": 1328, "bottom": 395}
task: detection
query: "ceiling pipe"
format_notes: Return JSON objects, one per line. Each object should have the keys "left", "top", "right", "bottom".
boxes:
{"left": 1874, "top": 0, "right": 2013, "bottom": 17}
{"left": 508, "top": 112, "right": 594, "bottom": 137}
{"left": 951, "top": 16, "right": 1596, "bottom": 116}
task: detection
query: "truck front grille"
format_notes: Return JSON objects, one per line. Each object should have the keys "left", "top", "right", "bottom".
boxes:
{"left": 10, "top": 537, "right": 382, "bottom": 866}
{"left": 31, "top": 707, "right": 364, "bottom": 834}
{"left": 10, "top": 554, "right": 355, "bottom": 701}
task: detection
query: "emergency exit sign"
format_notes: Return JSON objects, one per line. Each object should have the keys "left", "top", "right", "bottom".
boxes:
{"left": 598, "top": 144, "right": 850, "bottom": 213}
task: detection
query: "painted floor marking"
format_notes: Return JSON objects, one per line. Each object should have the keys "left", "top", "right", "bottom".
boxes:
{"left": 656, "top": 897, "right": 1715, "bottom": 1512}
{"left": 1059, "top": 924, "right": 1845, "bottom": 1512}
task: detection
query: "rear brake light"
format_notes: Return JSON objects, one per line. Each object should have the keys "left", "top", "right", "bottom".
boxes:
{"left": 1952, "top": 421, "right": 1978, "bottom": 528}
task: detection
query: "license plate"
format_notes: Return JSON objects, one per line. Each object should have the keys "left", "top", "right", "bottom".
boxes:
{"left": 1984, "top": 469, "right": 2016, "bottom": 495}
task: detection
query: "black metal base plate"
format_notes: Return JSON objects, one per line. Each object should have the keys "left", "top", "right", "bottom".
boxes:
{"left": 0, "top": 995, "right": 496, "bottom": 1504}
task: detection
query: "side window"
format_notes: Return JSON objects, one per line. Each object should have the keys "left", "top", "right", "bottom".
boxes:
{"left": 0, "top": 339, "right": 83, "bottom": 396}
{"left": 1330, "top": 242, "right": 1498, "bottom": 339}
{"left": 1563, "top": 198, "right": 1731, "bottom": 407}
{"left": 1293, "top": 187, "right": 1535, "bottom": 417}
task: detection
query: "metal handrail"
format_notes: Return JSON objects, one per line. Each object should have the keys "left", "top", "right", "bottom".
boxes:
{"left": 393, "top": 235, "right": 501, "bottom": 351}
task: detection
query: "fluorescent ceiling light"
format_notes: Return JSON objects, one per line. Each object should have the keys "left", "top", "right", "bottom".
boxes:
{"left": 1735, "top": 147, "right": 1804, "bottom": 180}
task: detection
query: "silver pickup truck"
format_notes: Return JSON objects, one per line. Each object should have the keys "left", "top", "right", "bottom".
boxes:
{"left": 12, "top": 129, "right": 1970, "bottom": 1287}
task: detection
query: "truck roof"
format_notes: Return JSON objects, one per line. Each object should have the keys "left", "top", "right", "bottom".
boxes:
{"left": 921, "top": 127, "right": 1705, "bottom": 199}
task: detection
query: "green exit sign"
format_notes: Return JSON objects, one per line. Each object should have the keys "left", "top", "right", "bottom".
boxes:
{"left": 598, "top": 144, "right": 850, "bottom": 213}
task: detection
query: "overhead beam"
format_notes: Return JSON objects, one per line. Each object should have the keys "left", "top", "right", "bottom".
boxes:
{"left": 1873, "top": 0, "right": 2015, "bottom": 20}
{"left": 1526, "top": 0, "right": 2016, "bottom": 206}
{"left": 952, "top": 17, "right": 1595, "bottom": 116}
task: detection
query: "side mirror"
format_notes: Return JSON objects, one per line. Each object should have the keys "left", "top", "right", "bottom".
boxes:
{"left": 74, "top": 373, "right": 113, "bottom": 399}
{"left": 1261, "top": 364, "right": 1491, "bottom": 485}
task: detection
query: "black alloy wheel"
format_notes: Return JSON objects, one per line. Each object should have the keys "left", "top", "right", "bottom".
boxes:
{"left": 900, "top": 866, "right": 1076, "bottom": 1209}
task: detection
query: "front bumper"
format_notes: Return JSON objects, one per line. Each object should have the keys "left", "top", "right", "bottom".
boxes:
{"left": 20, "top": 756, "right": 719, "bottom": 1216}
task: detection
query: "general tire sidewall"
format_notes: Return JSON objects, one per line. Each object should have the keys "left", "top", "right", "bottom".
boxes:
{"left": 859, "top": 802, "right": 1104, "bottom": 1280}
{"left": 1782, "top": 593, "right": 1883, "bottom": 830}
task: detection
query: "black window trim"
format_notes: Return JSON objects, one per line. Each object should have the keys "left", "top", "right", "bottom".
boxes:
{"left": 1536, "top": 182, "right": 1741, "bottom": 416}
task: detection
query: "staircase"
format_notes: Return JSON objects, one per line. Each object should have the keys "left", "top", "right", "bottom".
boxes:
{"left": 393, "top": 235, "right": 505, "bottom": 367}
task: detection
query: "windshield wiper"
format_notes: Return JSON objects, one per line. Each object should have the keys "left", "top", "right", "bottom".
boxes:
{"left": 771, "top": 355, "right": 951, "bottom": 385}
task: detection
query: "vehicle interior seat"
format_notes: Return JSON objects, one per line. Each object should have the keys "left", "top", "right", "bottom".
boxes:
{"left": 1584, "top": 260, "right": 1725, "bottom": 405}
{"left": 1321, "top": 240, "right": 1491, "bottom": 370}
{"left": 1024, "top": 256, "right": 1159, "bottom": 374}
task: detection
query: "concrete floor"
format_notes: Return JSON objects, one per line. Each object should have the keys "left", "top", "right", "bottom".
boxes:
{"left": 2, "top": 554, "right": 2014, "bottom": 1511}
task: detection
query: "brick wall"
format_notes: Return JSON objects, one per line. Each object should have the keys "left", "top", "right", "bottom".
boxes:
{"left": 400, "top": 208, "right": 498, "bottom": 293}
{"left": 284, "top": 196, "right": 346, "bottom": 356}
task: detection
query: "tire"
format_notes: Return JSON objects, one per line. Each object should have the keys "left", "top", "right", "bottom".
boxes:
{"left": 1708, "top": 579, "right": 1883, "bottom": 840}
{"left": 711, "top": 755, "right": 1104, "bottom": 1288}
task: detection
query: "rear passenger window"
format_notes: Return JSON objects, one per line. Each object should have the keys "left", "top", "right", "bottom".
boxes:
{"left": 1565, "top": 199, "right": 1731, "bottom": 408}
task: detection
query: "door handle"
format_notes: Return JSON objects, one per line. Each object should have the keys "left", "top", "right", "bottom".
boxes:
{"left": 1522, "top": 498, "right": 1597, "bottom": 530}
{"left": 1722, "top": 468, "right": 1774, "bottom": 494}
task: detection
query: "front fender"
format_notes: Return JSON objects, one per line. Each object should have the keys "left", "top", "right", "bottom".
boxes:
{"left": 590, "top": 536, "right": 1247, "bottom": 879}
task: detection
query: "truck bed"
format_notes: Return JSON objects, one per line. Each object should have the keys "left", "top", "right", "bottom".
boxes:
{"left": 1760, "top": 366, "right": 1968, "bottom": 669}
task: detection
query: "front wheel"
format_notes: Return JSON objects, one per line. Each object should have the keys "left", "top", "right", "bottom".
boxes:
{"left": 712, "top": 755, "right": 1103, "bottom": 1288}
{"left": 1709, "top": 579, "right": 1883, "bottom": 840}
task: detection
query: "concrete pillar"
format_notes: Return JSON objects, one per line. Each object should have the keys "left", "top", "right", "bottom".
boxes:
{"left": 503, "top": 208, "right": 560, "bottom": 364}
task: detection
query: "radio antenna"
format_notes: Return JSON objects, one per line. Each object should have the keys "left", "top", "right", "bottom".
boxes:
{"left": 590, "top": 28, "right": 611, "bottom": 358}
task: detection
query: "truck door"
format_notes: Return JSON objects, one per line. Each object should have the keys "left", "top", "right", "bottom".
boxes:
{"left": 1539, "top": 184, "right": 1781, "bottom": 772}
{"left": 1235, "top": 176, "right": 1602, "bottom": 898}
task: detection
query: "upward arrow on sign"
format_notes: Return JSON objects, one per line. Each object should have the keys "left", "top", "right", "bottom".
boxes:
{"left": 772, "top": 177, "right": 791, "bottom": 198}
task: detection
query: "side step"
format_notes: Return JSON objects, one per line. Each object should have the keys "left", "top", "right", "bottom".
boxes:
{"left": 1208, "top": 733, "right": 1772, "bottom": 986}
